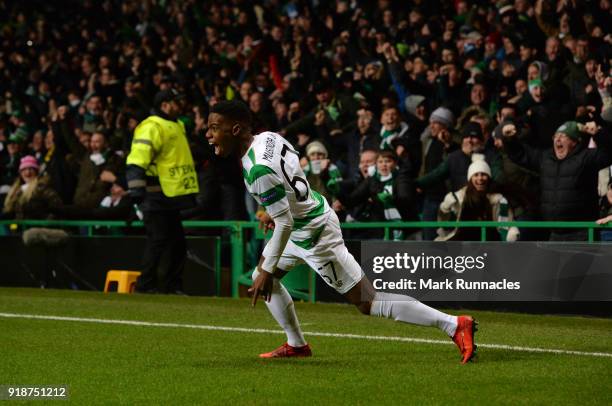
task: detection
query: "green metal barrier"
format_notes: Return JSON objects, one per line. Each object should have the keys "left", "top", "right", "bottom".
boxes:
{"left": 1, "top": 219, "right": 610, "bottom": 301}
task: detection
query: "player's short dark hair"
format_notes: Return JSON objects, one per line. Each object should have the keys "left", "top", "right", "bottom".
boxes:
{"left": 210, "top": 100, "right": 252, "bottom": 128}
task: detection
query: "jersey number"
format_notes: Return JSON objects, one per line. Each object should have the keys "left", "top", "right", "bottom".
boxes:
{"left": 319, "top": 261, "right": 342, "bottom": 287}
{"left": 280, "top": 144, "right": 309, "bottom": 202}
{"left": 182, "top": 176, "right": 197, "bottom": 190}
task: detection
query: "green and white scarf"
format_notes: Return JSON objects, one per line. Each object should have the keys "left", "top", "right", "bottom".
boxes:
{"left": 303, "top": 161, "right": 343, "bottom": 197}
{"left": 376, "top": 172, "right": 403, "bottom": 240}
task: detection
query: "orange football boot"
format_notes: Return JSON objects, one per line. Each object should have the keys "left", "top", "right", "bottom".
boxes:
{"left": 452, "top": 316, "right": 477, "bottom": 364}
{"left": 259, "top": 343, "right": 312, "bottom": 358}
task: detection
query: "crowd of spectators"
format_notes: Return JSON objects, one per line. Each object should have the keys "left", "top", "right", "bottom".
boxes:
{"left": 0, "top": 0, "right": 611, "bottom": 241}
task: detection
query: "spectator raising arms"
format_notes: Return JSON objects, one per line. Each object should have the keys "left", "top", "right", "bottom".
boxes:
{"left": 0, "top": 0, "right": 609, "bottom": 243}
{"left": 503, "top": 121, "right": 612, "bottom": 241}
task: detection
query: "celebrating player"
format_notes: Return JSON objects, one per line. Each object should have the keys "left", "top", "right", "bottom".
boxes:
{"left": 206, "top": 100, "right": 477, "bottom": 363}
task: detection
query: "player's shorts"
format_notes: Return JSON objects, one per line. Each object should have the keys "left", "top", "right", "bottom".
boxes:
{"left": 277, "top": 211, "right": 364, "bottom": 294}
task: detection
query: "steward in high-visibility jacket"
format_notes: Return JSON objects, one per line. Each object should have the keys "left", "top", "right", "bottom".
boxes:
{"left": 126, "top": 88, "right": 198, "bottom": 294}
{"left": 126, "top": 89, "right": 198, "bottom": 212}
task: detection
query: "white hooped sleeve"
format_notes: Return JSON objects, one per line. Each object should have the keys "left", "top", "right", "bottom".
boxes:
{"left": 261, "top": 209, "right": 293, "bottom": 273}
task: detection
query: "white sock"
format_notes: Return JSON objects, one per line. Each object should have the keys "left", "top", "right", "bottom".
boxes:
{"left": 370, "top": 292, "right": 458, "bottom": 336}
{"left": 252, "top": 269, "right": 307, "bottom": 347}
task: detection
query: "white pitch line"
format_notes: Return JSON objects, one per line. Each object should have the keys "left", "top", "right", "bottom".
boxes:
{"left": 1, "top": 312, "right": 611, "bottom": 359}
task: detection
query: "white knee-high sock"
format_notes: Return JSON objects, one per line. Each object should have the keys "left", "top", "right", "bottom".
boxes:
{"left": 252, "top": 269, "right": 307, "bottom": 347}
{"left": 370, "top": 292, "right": 458, "bottom": 336}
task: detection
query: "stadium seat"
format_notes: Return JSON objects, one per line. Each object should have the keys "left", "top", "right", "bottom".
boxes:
{"left": 104, "top": 270, "right": 141, "bottom": 294}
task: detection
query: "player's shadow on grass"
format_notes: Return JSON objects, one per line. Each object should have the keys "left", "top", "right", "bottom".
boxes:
{"left": 476, "top": 349, "right": 551, "bottom": 362}
{"left": 190, "top": 357, "right": 340, "bottom": 369}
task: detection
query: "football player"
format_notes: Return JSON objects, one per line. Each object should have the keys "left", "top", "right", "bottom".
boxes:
{"left": 206, "top": 100, "right": 477, "bottom": 363}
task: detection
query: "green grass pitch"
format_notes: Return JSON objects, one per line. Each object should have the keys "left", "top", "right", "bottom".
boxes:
{"left": 1, "top": 288, "right": 611, "bottom": 405}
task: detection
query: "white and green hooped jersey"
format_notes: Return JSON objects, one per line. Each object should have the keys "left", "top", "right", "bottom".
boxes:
{"left": 242, "top": 132, "right": 331, "bottom": 249}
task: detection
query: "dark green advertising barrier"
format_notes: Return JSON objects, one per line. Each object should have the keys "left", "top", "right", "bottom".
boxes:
{"left": 3, "top": 219, "right": 611, "bottom": 299}
{"left": 362, "top": 242, "right": 612, "bottom": 301}
{"left": 0, "top": 236, "right": 220, "bottom": 295}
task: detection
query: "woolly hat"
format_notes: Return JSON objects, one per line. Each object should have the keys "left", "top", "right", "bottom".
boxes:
{"left": 555, "top": 121, "right": 581, "bottom": 141}
{"left": 499, "top": 4, "right": 515, "bottom": 16}
{"left": 467, "top": 154, "right": 491, "bottom": 180}
{"left": 528, "top": 78, "right": 544, "bottom": 93}
{"left": 493, "top": 119, "right": 517, "bottom": 139}
{"left": 19, "top": 155, "right": 39, "bottom": 172}
{"left": 429, "top": 107, "right": 454, "bottom": 128}
{"left": 306, "top": 141, "right": 328, "bottom": 158}
{"left": 404, "top": 95, "right": 426, "bottom": 117}
{"left": 462, "top": 122, "right": 484, "bottom": 140}
{"left": 530, "top": 61, "right": 549, "bottom": 81}
{"left": 153, "top": 88, "right": 184, "bottom": 108}
{"left": 465, "top": 31, "right": 483, "bottom": 41}
{"left": 8, "top": 127, "right": 28, "bottom": 144}
{"left": 365, "top": 60, "right": 383, "bottom": 70}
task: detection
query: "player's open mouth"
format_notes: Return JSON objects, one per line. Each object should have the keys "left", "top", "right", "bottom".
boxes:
{"left": 209, "top": 141, "right": 220, "bottom": 154}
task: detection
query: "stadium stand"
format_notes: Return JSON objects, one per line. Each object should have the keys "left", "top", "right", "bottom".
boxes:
{"left": 0, "top": 0, "right": 611, "bottom": 242}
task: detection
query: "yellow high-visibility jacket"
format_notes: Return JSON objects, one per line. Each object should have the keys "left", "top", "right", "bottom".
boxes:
{"left": 127, "top": 115, "right": 199, "bottom": 197}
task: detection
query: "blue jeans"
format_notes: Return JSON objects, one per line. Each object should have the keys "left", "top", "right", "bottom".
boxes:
{"left": 600, "top": 230, "right": 612, "bottom": 241}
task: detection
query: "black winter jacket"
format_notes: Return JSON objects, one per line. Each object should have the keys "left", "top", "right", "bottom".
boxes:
{"left": 504, "top": 129, "right": 612, "bottom": 221}
{"left": 417, "top": 145, "right": 502, "bottom": 193}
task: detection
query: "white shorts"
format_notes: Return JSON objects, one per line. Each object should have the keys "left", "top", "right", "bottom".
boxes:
{"left": 277, "top": 211, "right": 364, "bottom": 294}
